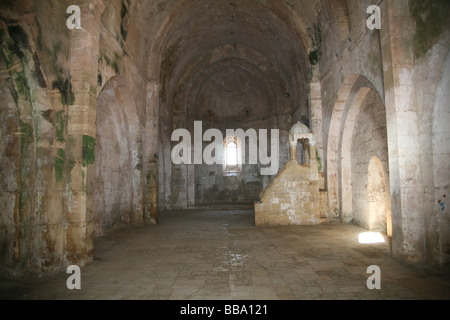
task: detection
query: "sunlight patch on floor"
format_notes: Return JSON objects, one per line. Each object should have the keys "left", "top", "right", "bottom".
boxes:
{"left": 358, "top": 232, "right": 386, "bottom": 244}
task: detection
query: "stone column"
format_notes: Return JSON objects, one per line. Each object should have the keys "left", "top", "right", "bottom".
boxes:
{"left": 310, "top": 65, "right": 324, "bottom": 172}
{"left": 289, "top": 140, "right": 297, "bottom": 163}
{"left": 144, "top": 81, "right": 159, "bottom": 223}
{"left": 309, "top": 144, "right": 317, "bottom": 165}
{"left": 65, "top": 0, "right": 104, "bottom": 267}
{"left": 380, "top": 0, "right": 425, "bottom": 263}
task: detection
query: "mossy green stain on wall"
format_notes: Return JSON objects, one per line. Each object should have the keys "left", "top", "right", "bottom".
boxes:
{"left": 12, "top": 69, "right": 39, "bottom": 147}
{"left": 2, "top": 24, "right": 39, "bottom": 273}
{"left": 14, "top": 70, "right": 29, "bottom": 98}
{"left": 55, "top": 148, "right": 65, "bottom": 183}
{"left": 120, "top": 1, "right": 129, "bottom": 41}
{"left": 66, "top": 158, "right": 76, "bottom": 184}
{"left": 0, "top": 30, "right": 14, "bottom": 69}
{"left": 32, "top": 53, "right": 46, "bottom": 88}
{"left": 82, "top": 135, "right": 95, "bottom": 167}
{"left": 7, "top": 25, "right": 30, "bottom": 60}
{"left": 0, "top": 47, "right": 13, "bottom": 69}
{"left": 55, "top": 110, "right": 65, "bottom": 143}
{"left": 309, "top": 50, "right": 321, "bottom": 66}
{"left": 316, "top": 149, "right": 322, "bottom": 172}
{"left": 135, "top": 153, "right": 143, "bottom": 170}
{"left": 43, "top": 41, "right": 62, "bottom": 76}
{"left": 410, "top": 0, "right": 450, "bottom": 59}
{"left": 81, "top": 170, "right": 86, "bottom": 191}
{"left": 35, "top": 16, "right": 43, "bottom": 51}
{"left": 104, "top": 53, "right": 121, "bottom": 75}
{"left": 18, "top": 190, "right": 29, "bottom": 214}
{"left": 308, "top": 23, "right": 322, "bottom": 66}
{"left": 19, "top": 120, "right": 33, "bottom": 155}
{"left": 52, "top": 75, "right": 75, "bottom": 106}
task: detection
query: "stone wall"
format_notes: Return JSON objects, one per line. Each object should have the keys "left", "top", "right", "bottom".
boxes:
{"left": 0, "top": 0, "right": 155, "bottom": 276}
{"left": 0, "top": 0, "right": 77, "bottom": 275}
{"left": 255, "top": 161, "right": 322, "bottom": 226}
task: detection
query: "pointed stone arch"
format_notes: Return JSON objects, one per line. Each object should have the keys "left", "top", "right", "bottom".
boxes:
{"left": 332, "top": 82, "right": 391, "bottom": 236}
{"left": 326, "top": 74, "right": 378, "bottom": 216}
{"left": 94, "top": 76, "right": 144, "bottom": 236}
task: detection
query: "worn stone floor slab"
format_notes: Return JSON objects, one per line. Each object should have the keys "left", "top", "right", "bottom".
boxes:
{"left": 1, "top": 210, "right": 449, "bottom": 300}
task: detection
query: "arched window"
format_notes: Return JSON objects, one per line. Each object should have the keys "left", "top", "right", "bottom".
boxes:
{"left": 226, "top": 142, "right": 238, "bottom": 166}
{"left": 296, "top": 139, "right": 310, "bottom": 165}
{"left": 296, "top": 140, "right": 304, "bottom": 165}
{"left": 223, "top": 136, "right": 241, "bottom": 176}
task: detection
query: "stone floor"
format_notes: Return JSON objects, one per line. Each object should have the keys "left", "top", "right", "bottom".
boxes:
{"left": 1, "top": 210, "right": 450, "bottom": 300}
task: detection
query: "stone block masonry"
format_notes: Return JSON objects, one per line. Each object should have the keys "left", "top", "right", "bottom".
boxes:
{"left": 255, "top": 161, "right": 323, "bottom": 226}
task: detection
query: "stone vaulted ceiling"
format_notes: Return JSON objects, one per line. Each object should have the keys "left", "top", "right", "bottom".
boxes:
{"left": 128, "top": 0, "right": 327, "bottom": 116}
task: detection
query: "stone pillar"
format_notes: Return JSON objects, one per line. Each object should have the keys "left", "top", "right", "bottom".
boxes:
{"left": 310, "top": 145, "right": 317, "bottom": 165}
{"left": 145, "top": 160, "right": 158, "bottom": 224}
{"left": 380, "top": 0, "right": 425, "bottom": 263}
{"left": 65, "top": 0, "right": 104, "bottom": 267}
{"left": 144, "top": 81, "right": 159, "bottom": 223}
{"left": 187, "top": 113, "right": 196, "bottom": 208}
{"left": 310, "top": 65, "right": 324, "bottom": 172}
{"left": 172, "top": 113, "right": 188, "bottom": 209}
{"left": 289, "top": 141, "right": 297, "bottom": 163}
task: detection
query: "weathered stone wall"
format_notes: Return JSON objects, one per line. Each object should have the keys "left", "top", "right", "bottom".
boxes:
{"left": 0, "top": 0, "right": 75, "bottom": 275}
{"left": 0, "top": 0, "right": 154, "bottom": 276}
{"left": 431, "top": 51, "right": 450, "bottom": 268}
{"left": 379, "top": 0, "right": 449, "bottom": 268}
{"left": 408, "top": 0, "right": 450, "bottom": 267}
